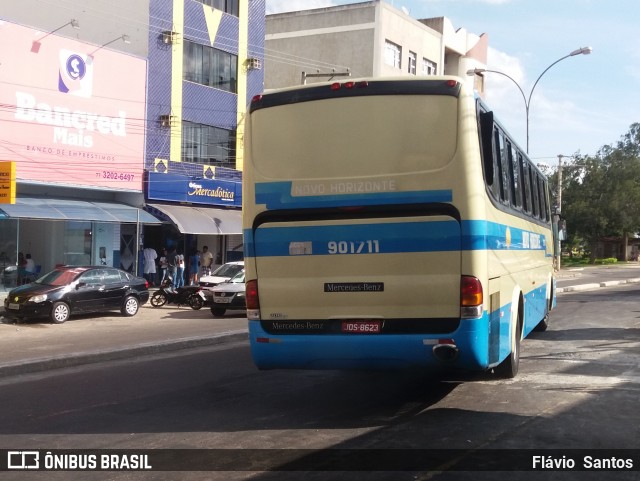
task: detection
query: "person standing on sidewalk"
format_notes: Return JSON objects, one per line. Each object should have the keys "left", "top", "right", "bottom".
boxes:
{"left": 166, "top": 246, "right": 177, "bottom": 285}
{"left": 200, "top": 246, "right": 213, "bottom": 276}
{"left": 189, "top": 249, "right": 200, "bottom": 285}
{"left": 175, "top": 250, "right": 185, "bottom": 288}
{"left": 158, "top": 248, "right": 169, "bottom": 284}
{"left": 142, "top": 246, "right": 158, "bottom": 286}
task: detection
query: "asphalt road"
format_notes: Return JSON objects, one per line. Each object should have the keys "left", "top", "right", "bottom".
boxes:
{"left": 0, "top": 283, "right": 638, "bottom": 480}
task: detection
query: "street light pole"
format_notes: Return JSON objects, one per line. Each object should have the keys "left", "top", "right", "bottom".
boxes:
{"left": 467, "top": 46, "right": 592, "bottom": 154}
{"left": 556, "top": 154, "right": 565, "bottom": 271}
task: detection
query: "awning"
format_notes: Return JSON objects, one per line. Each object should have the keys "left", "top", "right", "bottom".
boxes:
{"left": 147, "top": 203, "right": 242, "bottom": 234}
{"left": 0, "top": 197, "right": 161, "bottom": 224}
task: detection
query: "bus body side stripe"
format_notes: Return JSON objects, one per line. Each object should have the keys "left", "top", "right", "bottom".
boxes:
{"left": 243, "top": 220, "right": 549, "bottom": 258}
{"left": 255, "top": 181, "right": 453, "bottom": 209}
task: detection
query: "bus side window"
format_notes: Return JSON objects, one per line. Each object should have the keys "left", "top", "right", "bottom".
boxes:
{"left": 522, "top": 158, "right": 532, "bottom": 215}
{"left": 508, "top": 142, "right": 522, "bottom": 210}
{"left": 490, "top": 129, "right": 502, "bottom": 201}
{"left": 479, "top": 111, "right": 495, "bottom": 190}
{"left": 538, "top": 175, "right": 550, "bottom": 222}
{"left": 496, "top": 130, "right": 510, "bottom": 205}
{"left": 517, "top": 152, "right": 528, "bottom": 212}
{"left": 529, "top": 164, "right": 540, "bottom": 218}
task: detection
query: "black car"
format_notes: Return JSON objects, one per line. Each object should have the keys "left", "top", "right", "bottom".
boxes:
{"left": 2, "top": 266, "right": 150, "bottom": 323}
{"left": 210, "top": 269, "right": 246, "bottom": 317}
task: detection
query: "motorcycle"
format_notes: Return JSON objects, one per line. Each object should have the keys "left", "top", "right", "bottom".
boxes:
{"left": 149, "top": 278, "right": 205, "bottom": 310}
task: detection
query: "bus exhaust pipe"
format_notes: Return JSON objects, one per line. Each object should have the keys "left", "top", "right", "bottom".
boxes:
{"left": 433, "top": 344, "right": 459, "bottom": 362}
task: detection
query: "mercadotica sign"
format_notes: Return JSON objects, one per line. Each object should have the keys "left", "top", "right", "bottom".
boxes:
{"left": 0, "top": 20, "right": 147, "bottom": 190}
{"left": 147, "top": 172, "right": 242, "bottom": 207}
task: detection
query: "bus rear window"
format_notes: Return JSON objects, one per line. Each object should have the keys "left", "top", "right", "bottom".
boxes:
{"left": 250, "top": 95, "right": 458, "bottom": 179}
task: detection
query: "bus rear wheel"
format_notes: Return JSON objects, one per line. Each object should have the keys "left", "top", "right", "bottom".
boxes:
{"left": 495, "top": 311, "right": 521, "bottom": 379}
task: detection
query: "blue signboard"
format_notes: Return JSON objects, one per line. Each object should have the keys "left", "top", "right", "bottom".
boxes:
{"left": 146, "top": 172, "right": 242, "bottom": 208}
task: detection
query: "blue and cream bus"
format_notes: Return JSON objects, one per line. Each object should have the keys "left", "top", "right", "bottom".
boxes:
{"left": 242, "top": 76, "right": 556, "bottom": 378}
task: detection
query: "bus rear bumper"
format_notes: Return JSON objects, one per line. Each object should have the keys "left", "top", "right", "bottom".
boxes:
{"left": 248, "top": 317, "right": 492, "bottom": 371}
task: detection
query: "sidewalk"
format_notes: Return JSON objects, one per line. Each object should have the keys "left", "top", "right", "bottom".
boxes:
{"left": 0, "top": 300, "right": 248, "bottom": 378}
{"left": 1, "top": 266, "right": 639, "bottom": 378}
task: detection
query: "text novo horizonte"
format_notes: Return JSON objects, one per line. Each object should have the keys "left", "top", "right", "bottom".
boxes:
{"left": 293, "top": 180, "right": 397, "bottom": 196}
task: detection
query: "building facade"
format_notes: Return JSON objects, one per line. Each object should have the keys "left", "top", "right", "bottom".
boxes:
{"left": 144, "top": 0, "right": 265, "bottom": 274}
{"left": 0, "top": 0, "right": 264, "bottom": 287}
{"left": 265, "top": 1, "right": 487, "bottom": 91}
{"left": 0, "top": 1, "right": 159, "bottom": 283}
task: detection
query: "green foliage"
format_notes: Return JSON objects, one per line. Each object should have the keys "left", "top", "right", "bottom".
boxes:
{"left": 558, "top": 123, "right": 640, "bottom": 261}
{"left": 595, "top": 258, "right": 618, "bottom": 265}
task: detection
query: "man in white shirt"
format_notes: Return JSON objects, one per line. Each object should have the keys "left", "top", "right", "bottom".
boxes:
{"left": 24, "top": 254, "right": 36, "bottom": 274}
{"left": 142, "top": 246, "right": 158, "bottom": 285}
{"left": 200, "top": 246, "right": 214, "bottom": 276}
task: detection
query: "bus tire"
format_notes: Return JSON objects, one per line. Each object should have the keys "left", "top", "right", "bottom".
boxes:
{"left": 495, "top": 309, "right": 521, "bottom": 379}
{"left": 534, "top": 315, "right": 549, "bottom": 332}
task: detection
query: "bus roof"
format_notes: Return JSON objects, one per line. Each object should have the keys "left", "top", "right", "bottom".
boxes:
{"left": 250, "top": 76, "right": 465, "bottom": 113}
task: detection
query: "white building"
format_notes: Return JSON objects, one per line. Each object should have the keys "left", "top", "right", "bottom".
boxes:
{"left": 265, "top": 0, "right": 488, "bottom": 92}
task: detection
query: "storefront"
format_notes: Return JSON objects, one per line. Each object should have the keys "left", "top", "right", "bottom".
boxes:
{"left": 145, "top": 171, "right": 243, "bottom": 269}
{"left": 0, "top": 19, "right": 154, "bottom": 286}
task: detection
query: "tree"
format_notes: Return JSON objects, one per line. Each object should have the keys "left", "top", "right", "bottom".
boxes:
{"left": 559, "top": 123, "right": 640, "bottom": 262}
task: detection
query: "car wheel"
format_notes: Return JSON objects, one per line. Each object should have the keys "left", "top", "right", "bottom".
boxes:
{"left": 50, "top": 301, "right": 70, "bottom": 324}
{"left": 211, "top": 306, "right": 226, "bottom": 317}
{"left": 150, "top": 292, "right": 167, "bottom": 307}
{"left": 189, "top": 295, "right": 204, "bottom": 310}
{"left": 121, "top": 296, "right": 140, "bottom": 316}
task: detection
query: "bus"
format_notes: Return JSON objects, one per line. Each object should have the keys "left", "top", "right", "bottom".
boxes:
{"left": 242, "top": 76, "right": 556, "bottom": 378}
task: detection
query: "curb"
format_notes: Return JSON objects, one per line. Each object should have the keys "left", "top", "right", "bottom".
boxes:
{"left": 557, "top": 278, "right": 640, "bottom": 293}
{"left": 0, "top": 330, "right": 248, "bottom": 378}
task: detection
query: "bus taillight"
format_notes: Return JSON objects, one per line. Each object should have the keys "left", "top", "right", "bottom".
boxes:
{"left": 460, "top": 276, "right": 483, "bottom": 319}
{"left": 246, "top": 279, "right": 260, "bottom": 319}
{"left": 329, "top": 81, "right": 369, "bottom": 91}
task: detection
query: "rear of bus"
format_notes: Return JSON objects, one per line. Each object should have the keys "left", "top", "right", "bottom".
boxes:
{"left": 243, "top": 77, "right": 491, "bottom": 371}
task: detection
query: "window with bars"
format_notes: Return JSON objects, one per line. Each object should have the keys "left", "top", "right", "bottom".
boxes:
{"left": 408, "top": 51, "right": 417, "bottom": 75}
{"left": 422, "top": 58, "right": 437, "bottom": 75}
{"left": 182, "top": 121, "right": 237, "bottom": 167}
{"left": 183, "top": 40, "right": 238, "bottom": 93}
{"left": 384, "top": 40, "right": 402, "bottom": 69}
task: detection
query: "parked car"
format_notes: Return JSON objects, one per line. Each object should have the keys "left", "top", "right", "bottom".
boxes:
{"left": 2, "top": 266, "right": 150, "bottom": 324}
{"left": 199, "top": 261, "right": 244, "bottom": 302}
{"left": 210, "top": 269, "right": 246, "bottom": 317}
{"left": 2, "top": 265, "right": 17, "bottom": 288}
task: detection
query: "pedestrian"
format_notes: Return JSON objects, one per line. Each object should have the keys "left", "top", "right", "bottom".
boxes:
{"left": 175, "top": 250, "right": 185, "bottom": 288}
{"left": 166, "top": 246, "right": 177, "bottom": 284}
{"left": 142, "top": 245, "right": 158, "bottom": 286}
{"left": 17, "top": 252, "right": 26, "bottom": 284}
{"left": 158, "top": 248, "right": 169, "bottom": 284}
{"left": 200, "top": 245, "right": 213, "bottom": 276}
{"left": 21, "top": 253, "right": 37, "bottom": 284}
{"left": 189, "top": 249, "right": 200, "bottom": 285}
{"left": 24, "top": 253, "right": 36, "bottom": 275}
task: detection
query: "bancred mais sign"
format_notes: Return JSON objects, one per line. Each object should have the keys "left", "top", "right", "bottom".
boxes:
{"left": 0, "top": 21, "right": 147, "bottom": 190}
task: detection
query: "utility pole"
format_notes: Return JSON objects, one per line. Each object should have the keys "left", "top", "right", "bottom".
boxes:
{"left": 556, "top": 154, "right": 566, "bottom": 271}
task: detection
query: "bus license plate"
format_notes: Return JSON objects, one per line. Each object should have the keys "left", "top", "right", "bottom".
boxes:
{"left": 341, "top": 320, "right": 381, "bottom": 334}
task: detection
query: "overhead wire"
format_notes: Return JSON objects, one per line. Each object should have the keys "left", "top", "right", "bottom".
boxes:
{"left": 3, "top": 0, "right": 352, "bottom": 178}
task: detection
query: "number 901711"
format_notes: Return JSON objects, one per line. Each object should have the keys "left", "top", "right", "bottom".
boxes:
{"left": 327, "top": 240, "right": 380, "bottom": 255}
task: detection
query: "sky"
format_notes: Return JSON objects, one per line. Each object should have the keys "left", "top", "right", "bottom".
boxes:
{"left": 265, "top": 0, "right": 640, "bottom": 167}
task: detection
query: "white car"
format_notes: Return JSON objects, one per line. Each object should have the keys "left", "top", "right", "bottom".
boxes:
{"left": 199, "top": 261, "right": 244, "bottom": 300}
